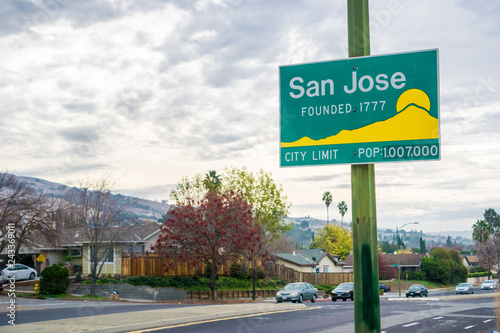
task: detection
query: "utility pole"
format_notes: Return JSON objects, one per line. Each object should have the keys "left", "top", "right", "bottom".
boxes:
{"left": 348, "top": 1, "right": 381, "bottom": 332}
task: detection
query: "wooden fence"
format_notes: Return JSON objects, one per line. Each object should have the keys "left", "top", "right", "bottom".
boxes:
{"left": 122, "top": 253, "right": 353, "bottom": 286}
{"left": 264, "top": 263, "right": 353, "bottom": 285}
{"left": 121, "top": 253, "right": 233, "bottom": 277}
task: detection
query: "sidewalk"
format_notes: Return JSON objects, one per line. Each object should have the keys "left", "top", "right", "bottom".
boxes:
{"left": 4, "top": 301, "right": 307, "bottom": 333}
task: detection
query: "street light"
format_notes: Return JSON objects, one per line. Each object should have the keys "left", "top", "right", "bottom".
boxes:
{"left": 396, "top": 221, "right": 419, "bottom": 297}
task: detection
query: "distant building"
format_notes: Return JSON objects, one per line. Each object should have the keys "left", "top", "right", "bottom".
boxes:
{"left": 273, "top": 249, "right": 343, "bottom": 273}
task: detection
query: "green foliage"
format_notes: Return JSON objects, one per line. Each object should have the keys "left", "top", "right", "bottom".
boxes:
{"left": 469, "top": 266, "right": 488, "bottom": 273}
{"left": 80, "top": 275, "right": 286, "bottom": 291}
{"left": 310, "top": 225, "right": 352, "bottom": 260}
{"left": 230, "top": 263, "right": 249, "bottom": 279}
{"left": 40, "top": 265, "right": 71, "bottom": 295}
{"left": 405, "top": 270, "right": 426, "bottom": 281}
{"left": 421, "top": 247, "right": 468, "bottom": 284}
{"left": 314, "top": 284, "right": 335, "bottom": 295}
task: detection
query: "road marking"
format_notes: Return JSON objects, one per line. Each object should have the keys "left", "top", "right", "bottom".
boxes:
{"left": 127, "top": 307, "right": 315, "bottom": 332}
{"left": 433, "top": 317, "right": 443, "bottom": 320}
{"left": 464, "top": 325, "right": 475, "bottom": 330}
{"left": 483, "top": 319, "right": 494, "bottom": 323}
{"left": 402, "top": 322, "right": 419, "bottom": 327}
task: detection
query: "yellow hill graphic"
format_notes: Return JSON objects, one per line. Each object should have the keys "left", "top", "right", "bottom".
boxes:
{"left": 281, "top": 106, "right": 438, "bottom": 148}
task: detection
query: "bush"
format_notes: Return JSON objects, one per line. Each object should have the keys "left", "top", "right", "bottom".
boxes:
{"left": 230, "top": 263, "right": 249, "bottom": 279}
{"left": 470, "top": 266, "right": 488, "bottom": 273}
{"left": 40, "top": 265, "right": 71, "bottom": 295}
{"left": 405, "top": 271, "right": 426, "bottom": 281}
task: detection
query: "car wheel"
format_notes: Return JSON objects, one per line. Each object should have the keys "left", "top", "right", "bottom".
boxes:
{"left": 425, "top": 292, "right": 428, "bottom": 297}
{"left": 471, "top": 290, "right": 474, "bottom": 294}
{"left": 342, "top": 298, "right": 347, "bottom": 302}
{"left": 277, "top": 301, "right": 282, "bottom": 303}
{"left": 29, "top": 272, "right": 35, "bottom": 280}
{"left": 311, "top": 295, "right": 316, "bottom": 303}
{"left": 298, "top": 295, "right": 303, "bottom": 303}
{"left": 406, "top": 295, "right": 409, "bottom": 298}
{"left": 332, "top": 298, "right": 337, "bottom": 302}
{"left": 292, "top": 300, "right": 297, "bottom": 303}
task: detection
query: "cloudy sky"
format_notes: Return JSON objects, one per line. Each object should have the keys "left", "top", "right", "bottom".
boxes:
{"left": 1, "top": 0, "right": 499, "bottom": 234}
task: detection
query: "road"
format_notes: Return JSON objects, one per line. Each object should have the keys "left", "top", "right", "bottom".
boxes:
{"left": 1, "top": 288, "right": 498, "bottom": 332}
{"left": 127, "top": 295, "right": 499, "bottom": 333}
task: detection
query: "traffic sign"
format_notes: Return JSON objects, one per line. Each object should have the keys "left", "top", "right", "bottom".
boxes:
{"left": 37, "top": 253, "right": 46, "bottom": 263}
{"left": 280, "top": 49, "right": 439, "bottom": 166}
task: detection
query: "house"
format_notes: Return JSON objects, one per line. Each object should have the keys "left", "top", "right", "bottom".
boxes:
{"left": 461, "top": 254, "right": 479, "bottom": 271}
{"left": 273, "top": 249, "right": 343, "bottom": 273}
{"left": 1, "top": 224, "right": 161, "bottom": 276}
{"left": 342, "top": 253, "right": 426, "bottom": 273}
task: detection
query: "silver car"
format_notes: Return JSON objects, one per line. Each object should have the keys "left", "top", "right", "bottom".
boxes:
{"left": 481, "top": 280, "right": 497, "bottom": 290}
{"left": 455, "top": 282, "right": 474, "bottom": 294}
{"left": 276, "top": 282, "right": 319, "bottom": 303}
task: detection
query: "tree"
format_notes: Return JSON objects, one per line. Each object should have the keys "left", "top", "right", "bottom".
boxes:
{"left": 204, "top": 170, "right": 221, "bottom": 192}
{"left": 156, "top": 190, "right": 263, "bottom": 300}
{"left": 219, "top": 166, "right": 292, "bottom": 240}
{"left": 322, "top": 191, "right": 332, "bottom": 226}
{"left": 0, "top": 172, "right": 60, "bottom": 258}
{"left": 472, "top": 219, "right": 493, "bottom": 243}
{"left": 337, "top": 201, "right": 348, "bottom": 228}
{"left": 421, "top": 247, "right": 467, "bottom": 284}
{"left": 378, "top": 252, "right": 397, "bottom": 280}
{"left": 446, "top": 235, "right": 453, "bottom": 247}
{"left": 300, "top": 220, "right": 309, "bottom": 229}
{"left": 66, "top": 176, "right": 125, "bottom": 297}
{"left": 419, "top": 237, "right": 426, "bottom": 254}
{"left": 170, "top": 167, "right": 292, "bottom": 241}
{"left": 309, "top": 225, "right": 352, "bottom": 260}
{"left": 483, "top": 208, "right": 500, "bottom": 235}
{"left": 477, "top": 237, "right": 500, "bottom": 278}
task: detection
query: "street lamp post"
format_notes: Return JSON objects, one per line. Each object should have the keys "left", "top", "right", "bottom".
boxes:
{"left": 397, "top": 222, "right": 419, "bottom": 297}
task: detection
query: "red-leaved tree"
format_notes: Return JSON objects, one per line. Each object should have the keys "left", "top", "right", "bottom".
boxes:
{"left": 155, "top": 190, "right": 263, "bottom": 300}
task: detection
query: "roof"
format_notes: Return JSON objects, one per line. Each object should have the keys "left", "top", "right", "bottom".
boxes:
{"left": 2, "top": 224, "right": 162, "bottom": 254}
{"left": 343, "top": 253, "right": 426, "bottom": 267}
{"left": 273, "top": 249, "right": 341, "bottom": 267}
{"left": 464, "top": 255, "right": 479, "bottom": 264}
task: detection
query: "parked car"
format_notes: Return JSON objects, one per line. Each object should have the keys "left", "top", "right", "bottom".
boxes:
{"left": 0, "top": 281, "right": 3, "bottom": 292}
{"left": 0, "top": 264, "right": 37, "bottom": 283}
{"left": 405, "top": 284, "right": 428, "bottom": 297}
{"left": 276, "top": 282, "right": 319, "bottom": 303}
{"left": 481, "top": 280, "right": 497, "bottom": 290}
{"left": 379, "top": 283, "right": 391, "bottom": 292}
{"left": 455, "top": 283, "right": 474, "bottom": 294}
{"left": 331, "top": 282, "right": 354, "bottom": 302}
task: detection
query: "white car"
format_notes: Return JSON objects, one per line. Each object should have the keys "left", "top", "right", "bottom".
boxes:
{"left": 0, "top": 264, "right": 37, "bottom": 283}
{"left": 481, "top": 280, "right": 497, "bottom": 290}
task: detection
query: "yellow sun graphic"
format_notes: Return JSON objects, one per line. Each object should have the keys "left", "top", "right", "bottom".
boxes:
{"left": 396, "top": 89, "right": 431, "bottom": 112}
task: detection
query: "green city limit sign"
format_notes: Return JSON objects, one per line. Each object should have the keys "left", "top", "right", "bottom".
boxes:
{"left": 280, "top": 49, "right": 439, "bottom": 167}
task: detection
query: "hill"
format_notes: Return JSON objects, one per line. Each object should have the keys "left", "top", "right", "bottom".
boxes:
{"left": 18, "top": 176, "right": 170, "bottom": 221}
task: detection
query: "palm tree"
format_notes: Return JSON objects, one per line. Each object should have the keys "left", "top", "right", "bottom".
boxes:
{"left": 204, "top": 170, "right": 221, "bottom": 192}
{"left": 338, "top": 201, "right": 348, "bottom": 228}
{"left": 322, "top": 191, "right": 332, "bottom": 226}
{"left": 473, "top": 219, "right": 493, "bottom": 244}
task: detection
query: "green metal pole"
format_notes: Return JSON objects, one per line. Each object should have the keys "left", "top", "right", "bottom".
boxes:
{"left": 348, "top": 1, "right": 381, "bottom": 332}
{"left": 397, "top": 227, "right": 401, "bottom": 297}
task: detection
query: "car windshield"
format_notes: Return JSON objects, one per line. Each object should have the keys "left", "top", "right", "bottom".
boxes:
{"left": 283, "top": 283, "right": 303, "bottom": 291}
{"left": 408, "top": 285, "right": 421, "bottom": 290}
{"left": 336, "top": 283, "right": 353, "bottom": 289}
{"left": 483, "top": 281, "right": 492, "bottom": 284}
{"left": 458, "top": 283, "right": 469, "bottom": 287}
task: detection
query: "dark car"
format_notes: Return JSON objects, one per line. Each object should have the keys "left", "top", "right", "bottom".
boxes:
{"left": 331, "top": 282, "right": 354, "bottom": 302}
{"left": 276, "top": 282, "right": 319, "bottom": 303}
{"left": 0, "top": 281, "right": 3, "bottom": 292}
{"left": 379, "top": 283, "right": 391, "bottom": 292}
{"left": 406, "top": 284, "right": 428, "bottom": 297}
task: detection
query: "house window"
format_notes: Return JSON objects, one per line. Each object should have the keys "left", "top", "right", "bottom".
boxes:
{"left": 69, "top": 248, "right": 82, "bottom": 257}
{"left": 90, "top": 246, "right": 114, "bottom": 263}
{"left": 323, "top": 265, "right": 329, "bottom": 273}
